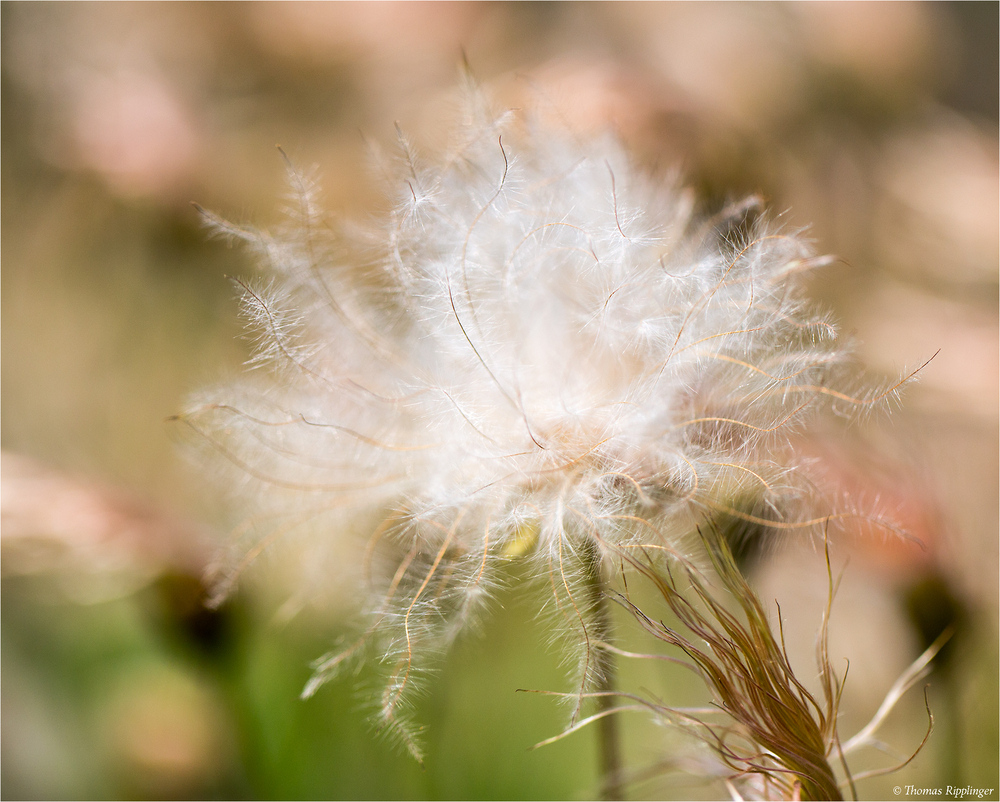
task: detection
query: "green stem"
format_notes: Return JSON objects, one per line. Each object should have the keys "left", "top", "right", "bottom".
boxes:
{"left": 583, "top": 543, "right": 624, "bottom": 801}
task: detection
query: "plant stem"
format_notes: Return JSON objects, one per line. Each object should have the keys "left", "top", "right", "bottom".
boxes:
{"left": 583, "top": 543, "right": 624, "bottom": 801}
{"left": 594, "top": 616, "right": 623, "bottom": 800}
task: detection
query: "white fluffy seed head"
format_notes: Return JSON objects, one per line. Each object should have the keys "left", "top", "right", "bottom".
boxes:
{"left": 181, "top": 81, "right": 897, "bottom": 759}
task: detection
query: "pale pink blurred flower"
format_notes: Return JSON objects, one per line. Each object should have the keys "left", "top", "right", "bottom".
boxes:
{"left": 66, "top": 69, "right": 200, "bottom": 199}
{"left": 1, "top": 451, "right": 209, "bottom": 602}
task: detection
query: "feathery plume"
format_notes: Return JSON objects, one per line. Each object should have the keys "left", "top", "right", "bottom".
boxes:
{"left": 604, "top": 524, "right": 940, "bottom": 801}
{"left": 178, "top": 80, "right": 917, "bottom": 764}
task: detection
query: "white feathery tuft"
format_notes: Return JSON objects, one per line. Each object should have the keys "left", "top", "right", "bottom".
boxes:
{"left": 180, "top": 81, "right": 916, "bottom": 759}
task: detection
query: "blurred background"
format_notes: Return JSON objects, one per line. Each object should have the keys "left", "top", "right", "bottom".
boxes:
{"left": 2, "top": 2, "right": 997, "bottom": 799}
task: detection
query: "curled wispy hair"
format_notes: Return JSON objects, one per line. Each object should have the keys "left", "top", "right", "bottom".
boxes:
{"left": 177, "top": 80, "right": 924, "bottom": 760}
{"left": 595, "top": 524, "right": 942, "bottom": 801}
